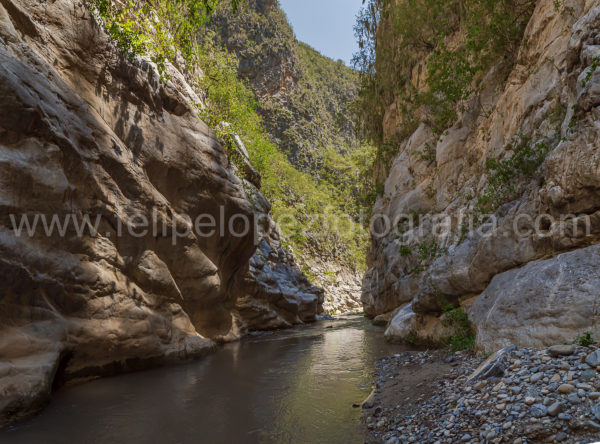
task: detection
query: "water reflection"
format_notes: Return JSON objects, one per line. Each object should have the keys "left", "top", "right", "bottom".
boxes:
{"left": 1, "top": 316, "right": 405, "bottom": 444}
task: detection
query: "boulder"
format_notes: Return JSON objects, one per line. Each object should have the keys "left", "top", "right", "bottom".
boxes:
{"left": 384, "top": 304, "right": 418, "bottom": 341}
{"left": 373, "top": 312, "right": 394, "bottom": 327}
{"left": 471, "top": 245, "right": 600, "bottom": 352}
{"left": 467, "top": 346, "right": 516, "bottom": 382}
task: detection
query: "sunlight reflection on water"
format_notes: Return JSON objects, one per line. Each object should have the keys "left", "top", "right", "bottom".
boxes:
{"left": 2, "top": 316, "right": 407, "bottom": 444}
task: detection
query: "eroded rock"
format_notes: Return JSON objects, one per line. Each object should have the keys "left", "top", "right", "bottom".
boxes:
{"left": 0, "top": 0, "right": 322, "bottom": 426}
{"left": 365, "top": 0, "right": 600, "bottom": 348}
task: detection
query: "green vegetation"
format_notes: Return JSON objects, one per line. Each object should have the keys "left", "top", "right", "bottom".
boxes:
{"left": 206, "top": 1, "right": 376, "bottom": 268}
{"left": 441, "top": 305, "right": 476, "bottom": 352}
{"left": 208, "top": 4, "right": 365, "bottom": 170}
{"left": 404, "top": 332, "right": 417, "bottom": 345}
{"left": 89, "top": 0, "right": 241, "bottom": 79}
{"left": 88, "top": 0, "right": 371, "bottom": 270}
{"left": 574, "top": 332, "right": 595, "bottom": 347}
{"left": 208, "top": 2, "right": 377, "bottom": 217}
{"left": 399, "top": 246, "right": 412, "bottom": 257}
{"left": 301, "top": 264, "right": 317, "bottom": 282}
{"left": 476, "top": 135, "right": 552, "bottom": 213}
{"left": 412, "top": 142, "right": 436, "bottom": 163}
{"left": 353, "top": 0, "right": 536, "bottom": 174}
{"left": 405, "top": 239, "right": 448, "bottom": 274}
{"left": 582, "top": 56, "right": 600, "bottom": 88}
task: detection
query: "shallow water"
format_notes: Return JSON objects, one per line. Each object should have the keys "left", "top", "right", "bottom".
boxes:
{"left": 2, "top": 316, "right": 406, "bottom": 444}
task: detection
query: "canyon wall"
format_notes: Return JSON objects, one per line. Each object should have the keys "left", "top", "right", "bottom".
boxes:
{"left": 364, "top": 0, "right": 600, "bottom": 350}
{"left": 0, "top": 0, "right": 322, "bottom": 426}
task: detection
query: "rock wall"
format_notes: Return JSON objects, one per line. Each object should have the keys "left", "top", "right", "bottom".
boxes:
{"left": 297, "top": 255, "right": 363, "bottom": 314}
{"left": 364, "top": 0, "right": 600, "bottom": 350}
{"left": 0, "top": 0, "right": 322, "bottom": 426}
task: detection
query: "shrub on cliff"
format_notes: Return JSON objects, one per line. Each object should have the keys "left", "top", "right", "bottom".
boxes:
{"left": 353, "top": 0, "right": 537, "bottom": 172}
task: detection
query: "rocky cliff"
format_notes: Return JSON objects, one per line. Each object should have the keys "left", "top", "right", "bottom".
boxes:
{"left": 362, "top": 0, "right": 600, "bottom": 350}
{"left": 208, "top": 0, "right": 365, "bottom": 313}
{"left": 0, "top": 0, "right": 323, "bottom": 426}
{"left": 208, "top": 0, "right": 359, "bottom": 171}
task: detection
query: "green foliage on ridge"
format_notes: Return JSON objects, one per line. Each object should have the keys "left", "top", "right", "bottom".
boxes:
{"left": 207, "top": 2, "right": 363, "bottom": 171}
{"left": 90, "top": 0, "right": 242, "bottom": 78}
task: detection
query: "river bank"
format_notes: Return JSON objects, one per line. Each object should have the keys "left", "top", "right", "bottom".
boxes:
{"left": 363, "top": 345, "right": 600, "bottom": 443}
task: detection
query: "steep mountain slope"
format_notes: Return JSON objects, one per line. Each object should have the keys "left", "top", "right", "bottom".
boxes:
{"left": 208, "top": 1, "right": 359, "bottom": 170}
{"left": 0, "top": 0, "right": 323, "bottom": 426}
{"left": 208, "top": 0, "right": 372, "bottom": 313}
{"left": 356, "top": 0, "right": 600, "bottom": 350}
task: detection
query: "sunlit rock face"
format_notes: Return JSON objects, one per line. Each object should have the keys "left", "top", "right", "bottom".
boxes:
{"left": 0, "top": 0, "right": 322, "bottom": 426}
{"left": 365, "top": 0, "right": 600, "bottom": 350}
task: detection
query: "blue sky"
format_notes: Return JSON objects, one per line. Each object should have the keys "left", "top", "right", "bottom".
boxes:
{"left": 279, "top": 0, "right": 364, "bottom": 66}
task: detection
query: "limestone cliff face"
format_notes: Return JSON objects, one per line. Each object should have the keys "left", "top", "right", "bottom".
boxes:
{"left": 0, "top": 0, "right": 322, "bottom": 426}
{"left": 364, "top": 0, "right": 600, "bottom": 350}
{"left": 209, "top": 0, "right": 299, "bottom": 101}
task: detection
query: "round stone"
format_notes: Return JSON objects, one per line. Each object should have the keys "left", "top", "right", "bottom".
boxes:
{"left": 586, "top": 351, "right": 600, "bottom": 367}
{"left": 530, "top": 403, "right": 548, "bottom": 418}
{"left": 548, "top": 345, "right": 576, "bottom": 357}
{"left": 558, "top": 384, "right": 575, "bottom": 394}
{"left": 558, "top": 413, "right": 572, "bottom": 421}
{"left": 548, "top": 402, "right": 563, "bottom": 417}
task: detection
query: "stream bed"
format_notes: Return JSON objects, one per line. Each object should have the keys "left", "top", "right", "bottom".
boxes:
{"left": 1, "top": 315, "right": 406, "bottom": 444}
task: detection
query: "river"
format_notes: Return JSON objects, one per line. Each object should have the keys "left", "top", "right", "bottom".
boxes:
{"left": 1, "top": 316, "right": 406, "bottom": 444}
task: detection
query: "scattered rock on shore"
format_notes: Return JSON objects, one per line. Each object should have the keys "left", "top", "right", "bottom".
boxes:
{"left": 364, "top": 345, "right": 600, "bottom": 443}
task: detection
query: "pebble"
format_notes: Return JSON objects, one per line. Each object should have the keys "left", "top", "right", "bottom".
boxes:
{"left": 581, "top": 369, "right": 596, "bottom": 381}
{"left": 549, "top": 345, "right": 576, "bottom": 357}
{"left": 548, "top": 402, "right": 562, "bottom": 417}
{"left": 586, "top": 351, "right": 600, "bottom": 367}
{"left": 473, "top": 381, "right": 486, "bottom": 391}
{"left": 558, "top": 413, "right": 572, "bottom": 421}
{"left": 592, "top": 404, "right": 600, "bottom": 421}
{"left": 558, "top": 384, "right": 575, "bottom": 394}
{"left": 530, "top": 372, "right": 544, "bottom": 383}
{"left": 531, "top": 404, "right": 548, "bottom": 418}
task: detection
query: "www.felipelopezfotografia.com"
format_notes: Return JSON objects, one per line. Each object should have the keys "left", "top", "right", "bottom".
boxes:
{"left": 8, "top": 208, "right": 593, "bottom": 247}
